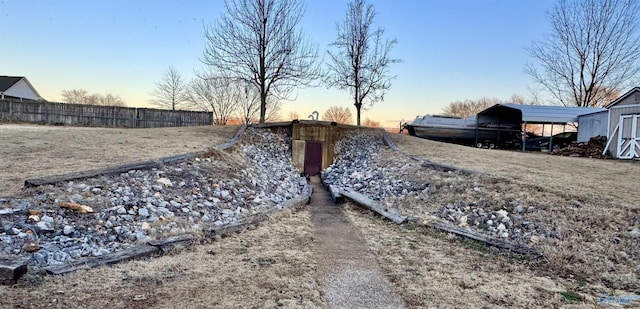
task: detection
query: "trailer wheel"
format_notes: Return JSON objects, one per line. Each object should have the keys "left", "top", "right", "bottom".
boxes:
{"left": 476, "top": 142, "right": 483, "bottom": 148}
{"left": 488, "top": 143, "right": 496, "bottom": 149}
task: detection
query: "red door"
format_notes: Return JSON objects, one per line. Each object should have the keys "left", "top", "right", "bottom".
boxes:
{"left": 304, "top": 141, "right": 322, "bottom": 176}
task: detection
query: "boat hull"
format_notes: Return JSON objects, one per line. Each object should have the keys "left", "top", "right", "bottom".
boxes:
{"left": 405, "top": 124, "right": 522, "bottom": 148}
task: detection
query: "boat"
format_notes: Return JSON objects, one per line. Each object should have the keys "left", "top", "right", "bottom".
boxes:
{"left": 403, "top": 115, "right": 523, "bottom": 149}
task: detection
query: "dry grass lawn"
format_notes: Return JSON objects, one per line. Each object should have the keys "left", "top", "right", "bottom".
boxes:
{"left": 391, "top": 133, "right": 640, "bottom": 206}
{"left": 0, "top": 124, "right": 238, "bottom": 198}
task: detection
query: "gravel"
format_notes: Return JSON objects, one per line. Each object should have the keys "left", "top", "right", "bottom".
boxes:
{"left": 321, "top": 131, "right": 548, "bottom": 245}
{"left": 0, "top": 128, "right": 305, "bottom": 268}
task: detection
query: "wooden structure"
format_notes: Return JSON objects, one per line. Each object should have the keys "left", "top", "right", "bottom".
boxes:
{"left": 292, "top": 121, "right": 340, "bottom": 175}
{"left": 0, "top": 99, "right": 213, "bottom": 128}
{"left": 603, "top": 87, "right": 640, "bottom": 159}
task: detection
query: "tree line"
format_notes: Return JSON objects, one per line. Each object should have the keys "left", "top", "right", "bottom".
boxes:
{"left": 62, "top": 0, "right": 640, "bottom": 124}
{"left": 150, "top": 0, "right": 399, "bottom": 126}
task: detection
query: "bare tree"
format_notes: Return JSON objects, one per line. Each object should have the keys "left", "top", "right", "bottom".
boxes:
{"left": 202, "top": 0, "right": 321, "bottom": 124}
{"left": 325, "top": 0, "right": 400, "bottom": 126}
{"left": 266, "top": 99, "right": 282, "bottom": 121}
{"left": 186, "top": 73, "right": 242, "bottom": 125}
{"left": 361, "top": 117, "right": 381, "bottom": 127}
{"left": 233, "top": 84, "right": 281, "bottom": 124}
{"left": 236, "top": 87, "right": 261, "bottom": 124}
{"left": 61, "top": 89, "right": 89, "bottom": 104}
{"left": 525, "top": 0, "right": 640, "bottom": 107}
{"left": 288, "top": 111, "right": 300, "bottom": 120}
{"left": 98, "top": 93, "right": 126, "bottom": 106}
{"left": 323, "top": 106, "right": 353, "bottom": 124}
{"left": 150, "top": 66, "right": 189, "bottom": 111}
{"left": 442, "top": 97, "right": 501, "bottom": 118}
{"left": 61, "top": 89, "right": 126, "bottom": 106}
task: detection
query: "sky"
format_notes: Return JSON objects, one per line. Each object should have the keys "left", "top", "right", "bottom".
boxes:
{"left": 0, "top": 0, "right": 557, "bottom": 126}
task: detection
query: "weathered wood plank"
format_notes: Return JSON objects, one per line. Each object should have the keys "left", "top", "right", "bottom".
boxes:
{"left": 340, "top": 189, "right": 406, "bottom": 224}
{"left": 44, "top": 245, "right": 159, "bottom": 275}
{"left": 328, "top": 185, "right": 343, "bottom": 203}
{"left": 24, "top": 125, "right": 246, "bottom": 188}
{"left": 382, "top": 131, "right": 401, "bottom": 152}
{"left": 215, "top": 124, "right": 247, "bottom": 150}
{"left": 0, "top": 258, "right": 28, "bottom": 285}
{"left": 147, "top": 234, "right": 193, "bottom": 247}
{"left": 208, "top": 184, "right": 312, "bottom": 237}
{"left": 425, "top": 220, "right": 541, "bottom": 257}
{"left": 409, "top": 155, "right": 480, "bottom": 175}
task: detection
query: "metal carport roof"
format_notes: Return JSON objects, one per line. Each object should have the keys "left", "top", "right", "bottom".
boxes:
{"left": 477, "top": 103, "right": 606, "bottom": 125}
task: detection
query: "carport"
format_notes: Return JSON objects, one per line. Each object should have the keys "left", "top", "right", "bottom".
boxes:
{"left": 476, "top": 103, "right": 606, "bottom": 151}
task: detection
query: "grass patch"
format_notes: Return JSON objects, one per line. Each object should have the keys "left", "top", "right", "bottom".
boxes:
{"left": 560, "top": 290, "right": 583, "bottom": 302}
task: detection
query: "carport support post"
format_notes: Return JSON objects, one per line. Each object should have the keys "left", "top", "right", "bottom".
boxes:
{"left": 549, "top": 123, "right": 554, "bottom": 152}
{"left": 475, "top": 119, "right": 479, "bottom": 147}
{"left": 522, "top": 121, "right": 527, "bottom": 152}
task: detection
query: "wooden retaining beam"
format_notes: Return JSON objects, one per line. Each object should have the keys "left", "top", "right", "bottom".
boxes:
{"left": 209, "top": 183, "right": 313, "bottom": 238}
{"left": 423, "top": 220, "right": 541, "bottom": 257}
{"left": 43, "top": 184, "right": 312, "bottom": 276}
{"left": 381, "top": 131, "right": 401, "bottom": 152}
{"left": 24, "top": 125, "right": 247, "bottom": 188}
{"left": 0, "top": 258, "right": 28, "bottom": 285}
{"left": 45, "top": 245, "right": 161, "bottom": 275}
{"left": 409, "top": 155, "right": 481, "bottom": 175}
{"left": 337, "top": 188, "right": 406, "bottom": 224}
{"left": 326, "top": 182, "right": 539, "bottom": 257}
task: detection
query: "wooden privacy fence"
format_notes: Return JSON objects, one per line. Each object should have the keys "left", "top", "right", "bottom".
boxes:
{"left": 0, "top": 100, "right": 212, "bottom": 128}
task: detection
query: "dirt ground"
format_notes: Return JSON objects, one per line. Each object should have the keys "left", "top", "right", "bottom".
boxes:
{"left": 1, "top": 125, "right": 639, "bottom": 308}
{"left": 0, "top": 124, "right": 238, "bottom": 198}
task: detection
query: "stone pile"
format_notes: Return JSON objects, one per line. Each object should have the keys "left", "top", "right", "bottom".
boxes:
{"left": 0, "top": 128, "right": 304, "bottom": 268}
{"left": 322, "top": 131, "right": 546, "bottom": 244}
{"left": 321, "top": 131, "right": 429, "bottom": 201}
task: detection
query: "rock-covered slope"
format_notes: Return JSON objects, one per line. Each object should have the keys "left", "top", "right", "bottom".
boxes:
{"left": 0, "top": 128, "right": 304, "bottom": 268}
{"left": 321, "top": 131, "right": 548, "bottom": 245}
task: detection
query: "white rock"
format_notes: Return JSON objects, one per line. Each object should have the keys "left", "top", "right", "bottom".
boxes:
{"left": 486, "top": 220, "right": 493, "bottom": 226}
{"left": 630, "top": 228, "right": 640, "bottom": 238}
{"left": 156, "top": 178, "right": 173, "bottom": 187}
{"left": 63, "top": 225, "right": 75, "bottom": 235}
{"left": 497, "top": 223, "right": 506, "bottom": 232}
{"left": 36, "top": 221, "right": 54, "bottom": 232}
{"left": 495, "top": 209, "right": 509, "bottom": 219}
{"left": 41, "top": 215, "right": 54, "bottom": 224}
{"left": 141, "top": 222, "right": 151, "bottom": 231}
{"left": 138, "top": 208, "right": 149, "bottom": 217}
{"left": 458, "top": 215, "right": 468, "bottom": 227}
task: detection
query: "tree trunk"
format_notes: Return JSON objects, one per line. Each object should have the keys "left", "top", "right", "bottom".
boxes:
{"left": 355, "top": 84, "right": 361, "bottom": 126}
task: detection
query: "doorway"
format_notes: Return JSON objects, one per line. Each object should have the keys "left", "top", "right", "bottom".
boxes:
{"left": 304, "top": 141, "right": 322, "bottom": 176}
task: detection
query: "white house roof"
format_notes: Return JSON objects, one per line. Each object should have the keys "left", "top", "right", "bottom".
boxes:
{"left": 0, "top": 76, "right": 44, "bottom": 101}
{"left": 477, "top": 103, "right": 606, "bottom": 124}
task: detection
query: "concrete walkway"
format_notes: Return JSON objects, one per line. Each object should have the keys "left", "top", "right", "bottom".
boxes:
{"left": 309, "top": 177, "right": 405, "bottom": 309}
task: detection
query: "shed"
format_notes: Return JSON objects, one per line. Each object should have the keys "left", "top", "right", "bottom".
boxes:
{"left": 602, "top": 87, "right": 640, "bottom": 159}
{"left": 577, "top": 110, "right": 608, "bottom": 142}
{"left": 476, "top": 103, "right": 605, "bottom": 150}
{"left": 0, "top": 76, "right": 44, "bottom": 101}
